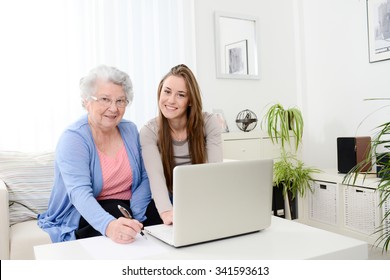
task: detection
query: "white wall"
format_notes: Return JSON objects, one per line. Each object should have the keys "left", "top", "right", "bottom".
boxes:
{"left": 194, "top": 0, "right": 390, "bottom": 170}
{"left": 299, "top": 0, "right": 390, "bottom": 169}
{"left": 193, "top": 0, "right": 299, "bottom": 132}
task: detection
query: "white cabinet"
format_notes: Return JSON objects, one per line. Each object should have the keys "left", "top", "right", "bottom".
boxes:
{"left": 222, "top": 131, "right": 302, "bottom": 219}
{"left": 222, "top": 131, "right": 282, "bottom": 160}
{"left": 300, "top": 170, "right": 390, "bottom": 247}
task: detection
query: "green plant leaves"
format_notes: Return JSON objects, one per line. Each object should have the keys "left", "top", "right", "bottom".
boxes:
{"left": 273, "top": 152, "right": 320, "bottom": 199}
{"left": 343, "top": 117, "right": 390, "bottom": 251}
{"left": 261, "top": 103, "right": 319, "bottom": 218}
{"left": 261, "top": 103, "right": 303, "bottom": 151}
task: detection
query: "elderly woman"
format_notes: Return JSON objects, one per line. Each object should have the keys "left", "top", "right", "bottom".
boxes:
{"left": 38, "top": 65, "right": 151, "bottom": 244}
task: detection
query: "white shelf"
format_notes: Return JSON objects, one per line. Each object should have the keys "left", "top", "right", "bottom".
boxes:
{"left": 222, "top": 131, "right": 296, "bottom": 161}
{"left": 300, "top": 170, "right": 389, "bottom": 247}
{"left": 222, "top": 131, "right": 270, "bottom": 141}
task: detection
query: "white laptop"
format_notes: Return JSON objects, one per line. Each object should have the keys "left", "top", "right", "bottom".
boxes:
{"left": 144, "top": 159, "right": 273, "bottom": 247}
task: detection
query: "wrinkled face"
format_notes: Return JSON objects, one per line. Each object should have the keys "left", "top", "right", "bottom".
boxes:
{"left": 86, "top": 80, "right": 127, "bottom": 132}
{"left": 158, "top": 75, "right": 190, "bottom": 121}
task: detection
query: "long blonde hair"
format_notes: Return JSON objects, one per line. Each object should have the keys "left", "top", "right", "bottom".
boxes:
{"left": 157, "top": 64, "right": 206, "bottom": 193}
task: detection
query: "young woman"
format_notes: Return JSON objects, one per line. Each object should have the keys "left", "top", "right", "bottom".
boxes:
{"left": 140, "top": 64, "right": 223, "bottom": 225}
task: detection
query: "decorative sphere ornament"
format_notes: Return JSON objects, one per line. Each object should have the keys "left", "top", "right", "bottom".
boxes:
{"left": 235, "top": 109, "right": 258, "bottom": 132}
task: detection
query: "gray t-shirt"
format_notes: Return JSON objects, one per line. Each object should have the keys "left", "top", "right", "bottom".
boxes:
{"left": 139, "top": 112, "right": 223, "bottom": 214}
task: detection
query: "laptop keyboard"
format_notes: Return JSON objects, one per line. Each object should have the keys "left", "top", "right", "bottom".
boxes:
{"left": 154, "top": 226, "right": 173, "bottom": 239}
{"left": 147, "top": 225, "right": 174, "bottom": 245}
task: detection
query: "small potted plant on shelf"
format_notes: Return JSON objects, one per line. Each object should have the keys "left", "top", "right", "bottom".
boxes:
{"left": 261, "top": 103, "right": 320, "bottom": 219}
{"left": 343, "top": 98, "right": 390, "bottom": 251}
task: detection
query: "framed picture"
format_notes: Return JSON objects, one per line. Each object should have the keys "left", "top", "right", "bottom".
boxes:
{"left": 225, "top": 39, "right": 248, "bottom": 74}
{"left": 367, "top": 0, "right": 390, "bottom": 62}
{"left": 213, "top": 109, "right": 229, "bottom": 133}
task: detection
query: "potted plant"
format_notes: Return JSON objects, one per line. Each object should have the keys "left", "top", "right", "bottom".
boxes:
{"left": 261, "top": 103, "right": 320, "bottom": 219}
{"left": 343, "top": 99, "right": 390, "bottom": 251}
{"left": 262, "top": 103, "right": 304, "bottom": 151}
{"left": 273, "top": 151, "right": 320, "bottom": 219}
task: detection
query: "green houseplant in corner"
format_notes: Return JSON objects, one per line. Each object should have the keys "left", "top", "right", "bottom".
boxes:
{"left": 343, "top": 98, "right": 390, "bottom": 251}
{"left": 261, "top": 103, "right": 320, "bottom": 219}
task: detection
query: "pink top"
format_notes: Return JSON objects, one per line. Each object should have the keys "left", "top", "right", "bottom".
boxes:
{"left": 96, "top": 144, "right": 132, "bottom": 201}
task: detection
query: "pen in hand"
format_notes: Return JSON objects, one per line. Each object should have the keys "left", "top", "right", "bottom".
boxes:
{"left": 117, "top": 205, "right": 147, "bottom": 239}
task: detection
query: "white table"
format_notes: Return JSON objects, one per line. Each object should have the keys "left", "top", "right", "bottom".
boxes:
{"left": 34, "top": 216, "right": 368, "bottom": 260}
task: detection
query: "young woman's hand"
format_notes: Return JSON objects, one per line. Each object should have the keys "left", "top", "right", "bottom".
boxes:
{"left": 160, "top": 210, "right": 173, "bottom": 225}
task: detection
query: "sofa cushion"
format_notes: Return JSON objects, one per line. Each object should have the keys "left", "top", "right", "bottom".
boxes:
{"left": 0, "top": 151, "right": 54, "bottom": 226}
{"left": 10, "top": 220, "right": 51, "bottom": 260}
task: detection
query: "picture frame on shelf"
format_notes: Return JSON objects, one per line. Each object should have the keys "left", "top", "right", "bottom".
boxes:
{"left": 213, "top": 109, "right": 229, "bottom": 133}
{"left": 367, "top": 0, "right": 390, "bottom": 63}
{"left": 225, "top": 39, "right": 248, "bottom": 74}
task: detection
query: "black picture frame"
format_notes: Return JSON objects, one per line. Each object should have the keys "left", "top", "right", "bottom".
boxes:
{"left": 367, "top": 0, "right": 390, "bottom": 63}
{"left": 224, "top": 39, "right": 248, "bottom": 74}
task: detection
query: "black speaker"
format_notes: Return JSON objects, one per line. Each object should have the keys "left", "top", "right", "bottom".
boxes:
{"left": 337, "top": 137, "right": 371, "bottom": 173}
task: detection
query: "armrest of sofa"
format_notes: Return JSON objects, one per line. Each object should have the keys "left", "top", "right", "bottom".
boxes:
{"left": 0, "top": 179, "right": 10, "bottom": 259}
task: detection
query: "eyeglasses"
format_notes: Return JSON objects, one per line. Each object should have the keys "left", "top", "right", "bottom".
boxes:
{"left": 90, "top": 96, "right": 129, "bottom": 108}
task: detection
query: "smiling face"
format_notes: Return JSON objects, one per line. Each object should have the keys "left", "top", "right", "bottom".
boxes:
{"left": 158, "top": 75, "right": 190, "bottom": 122}
{"left": 86, "top": 79, "right": 126, "bottom": 132}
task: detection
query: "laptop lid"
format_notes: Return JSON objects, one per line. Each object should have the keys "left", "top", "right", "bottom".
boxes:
{"left": 145, "top": 159, "right": 273, "bottom": 247}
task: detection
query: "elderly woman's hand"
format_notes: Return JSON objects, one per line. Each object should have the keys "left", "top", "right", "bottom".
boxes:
{"left": 106, "top": 217, "right": 143, "bottom": 244}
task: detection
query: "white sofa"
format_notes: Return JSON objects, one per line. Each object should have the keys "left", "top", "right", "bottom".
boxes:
{"left": 0, "top": 151, "right": 53, "bottom": 260}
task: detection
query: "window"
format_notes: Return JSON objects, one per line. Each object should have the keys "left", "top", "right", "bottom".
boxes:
{"left": 0, "top": 0, "right": 196, "bottom": 152}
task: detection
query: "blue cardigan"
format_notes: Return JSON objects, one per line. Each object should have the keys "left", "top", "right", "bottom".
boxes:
{"left": 37, "top": 115, "right": 151, "bottom": 242}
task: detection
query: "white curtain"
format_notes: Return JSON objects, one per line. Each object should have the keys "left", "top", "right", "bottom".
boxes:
{"left": 0, "top": 0, "right": 196, "bottom": 152}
